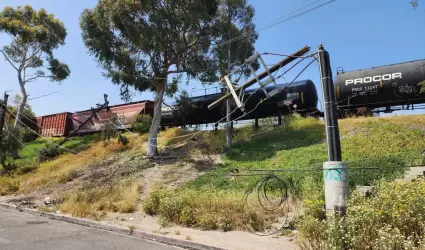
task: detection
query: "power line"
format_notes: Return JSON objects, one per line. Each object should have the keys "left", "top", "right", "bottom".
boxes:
{"left": 326, "top": 8, "right": 425, "bottom": 49}
{"left": 214, "top": 0, "right": 336, "bottom": 49}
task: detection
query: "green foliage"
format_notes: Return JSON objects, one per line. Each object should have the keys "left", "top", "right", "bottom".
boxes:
{"left": 143, "top": 186, "right": 242, "bottom": 231}
{"left": 79, "top": 0, "right": 259, "bottom": 156}
{"left": 145, "top": 114, "right": 425, "bottom": 233}
{"left": 171, "top": 90, "right": 196, "bottom": 126}
{"left": 130, "top": 114, "right": 152, "bottom": 134}
{"left": 0, "top": 5, "right": 69, "bottom": 74}
{"left": 0, "top": 177, "right": 20, "bottom": 195}
{"left": 411, "top": 0, "right": 419, "bottom": 8}
{"left": 79, "top": 0, "right": 221, "bottom": 101}
{"left": 101, "top": 118, "right": 129, "bottom": 147}
{"left": 37, "top": 143, "right": 61, "bottom": 162}
{"left": 0, "top": 5, "right": 70, "bottom": 130}
{"left": 5, "top": 95, "right": 38, "bottom": 142}
{"left": 213, "top": 0, "right": 259, "bottom": 81}
{"left": 0, "top": 125, "right": 23, "bottom": 171}
{"left": 297, "top": 179, "right": 425, "bottom": 249}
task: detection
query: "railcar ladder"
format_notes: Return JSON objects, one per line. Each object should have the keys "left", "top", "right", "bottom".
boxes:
{"left": 221, "top": 52, "right": 281, "bottom": 113}
{"left": 245, "top": 52, "right": 281, "bottom": 99}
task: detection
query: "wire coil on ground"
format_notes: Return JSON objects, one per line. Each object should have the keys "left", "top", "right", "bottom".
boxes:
{"left": 241, "top": 174, "right": 299, "bottom": 236}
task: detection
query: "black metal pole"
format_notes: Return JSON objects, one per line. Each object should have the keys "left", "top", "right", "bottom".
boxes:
{"left": 0, "top": 92, "right": 9, "bottom": 146}
{"left": 317, "top": 44, "right": 342, "bottom": 161}
{"left": 277, "top": 111, "right": 282, "bottom": 126}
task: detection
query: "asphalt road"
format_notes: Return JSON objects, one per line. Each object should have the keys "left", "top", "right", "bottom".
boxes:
{"left": 0, "top": 207, "right": 180, "bottom": 250}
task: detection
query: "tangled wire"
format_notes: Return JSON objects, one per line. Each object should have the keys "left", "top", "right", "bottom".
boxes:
{"left": 241, "top": 173, "right": 301, "bottom": 236}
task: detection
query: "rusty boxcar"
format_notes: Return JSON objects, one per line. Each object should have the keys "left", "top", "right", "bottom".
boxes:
{"left": 35, "top": 100, "right": 154, "bottom": 137}
{"left": 71, "top": 100, "right": 154, "bottom": 135}
{"left": 36, "top": 112, "right": 74, "bottom": 137}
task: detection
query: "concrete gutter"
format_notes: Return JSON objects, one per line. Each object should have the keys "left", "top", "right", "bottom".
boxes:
{"left": 0, "top": 202, "right": 226, "bottom": 250}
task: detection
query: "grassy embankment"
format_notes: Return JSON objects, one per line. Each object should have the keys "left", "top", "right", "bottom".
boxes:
{"left": 1, "top": 114, "right": 425, "bottom": 235}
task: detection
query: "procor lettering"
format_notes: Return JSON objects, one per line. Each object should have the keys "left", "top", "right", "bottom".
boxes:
{"left": 345, "top": 72, "right": 402, "bottom": 86}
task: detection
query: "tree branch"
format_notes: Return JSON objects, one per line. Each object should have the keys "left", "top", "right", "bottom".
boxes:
{"left": 24, "top": 75, "right": 52, "bottom": 84}
{"left": 23, "top": 46, "right": 43, "bottom": 69}
{"left": 0, "top": 50, "right": 19, "bottom": 71}
{"left": 28, "top": 91, "right": 63, "bottom": 100}
{"left": 20, "top": 44, "right": 30, "bottom": 71}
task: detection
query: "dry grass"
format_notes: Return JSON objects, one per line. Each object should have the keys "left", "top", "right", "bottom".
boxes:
{"left": 59, "top": 178, "right": 140, "bottom": 221}
{"left": 0, "top": 133, "right": 147, "bottom": 196}
{"left": 158, "top": 128, "right": 192, "bottom": 149}
{"left": 0, "top": 177, "right": 20, "bottom": 195}
{"left": 18, "top": 140, "right": 113, "bottom": 193}
{"left": 141, "top": 186, "right": 282, "bottom": 232}
{"left": 338, "top": 113, "right": 425, "bottom": 130}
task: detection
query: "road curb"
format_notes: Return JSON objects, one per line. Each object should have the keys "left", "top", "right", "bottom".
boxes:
{"left": 0, "top": 202, "right": 226, "bottom": 250}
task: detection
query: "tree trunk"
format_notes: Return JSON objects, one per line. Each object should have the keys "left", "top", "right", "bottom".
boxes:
{"left": 147, "top": 83, "right": 166, "bottom": 157}
{"left": 13, "top": 94, "right": 27, "bottom": 128}
{"left": 11, "top": 75, "right": 27, "bottom": 159}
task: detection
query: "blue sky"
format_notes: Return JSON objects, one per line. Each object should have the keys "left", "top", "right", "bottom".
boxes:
{"left": 0, "top": 0, "right": 424, "bottom": 117}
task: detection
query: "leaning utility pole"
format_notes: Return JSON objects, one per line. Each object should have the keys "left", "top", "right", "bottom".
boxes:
{"left": 56, "top": 94, "right": 110, "bottom": 147}
{"left": 0, "top": 92, "right": 9, "bottom": 145}
{"left": 317, "top": 44, "right": 348, "bottom": 216}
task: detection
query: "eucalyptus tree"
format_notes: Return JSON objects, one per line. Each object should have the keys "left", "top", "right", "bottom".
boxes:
{"left": 0, "top": 5, "right": 70, "bottom": 158}
{"left": 80, "top": 0, "right": 258, "bottom": 156}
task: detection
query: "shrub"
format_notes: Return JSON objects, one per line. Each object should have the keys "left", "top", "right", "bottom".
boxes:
{"left": 101, "top": 120, "right": 129, "bottom": 148}
{"left": 297, "top": 178, "right": 425, "bottom": 249}
{"left": 59, "top": 180, "right": 140, "bottom": 220}
{"left": 142, "top": 187, "right": 245, "bottom": 231}
{"left": 131, "top": 114, "right": 152, "bottom": 134}
{"left": 37, "top": 143, "right": 61, "bottom": 162}
{"left": 0, "top": 177, "right": 20, "bottom": 195}
{"left": 20, "top": 127, "right": 38, "bottom": 143}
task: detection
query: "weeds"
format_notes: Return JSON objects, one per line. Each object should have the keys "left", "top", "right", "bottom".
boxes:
{"left": 143, "top": 186, "right": 255, "bottom": 231}
{"left": 297, "top": 178, "right": 425, "bottom": 249}
{"left": 59, "top": 179, "right": 140, "bottom": 220}
{"left": 0, "top": 177, "right": 19, "bottom": 195}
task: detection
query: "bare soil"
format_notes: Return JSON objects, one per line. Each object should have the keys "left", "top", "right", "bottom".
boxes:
{"left": 0, "top": 140, "right": 297, "bottom": 250}
{"left": 100, "top": 211, "right": 298, "bottom": 250}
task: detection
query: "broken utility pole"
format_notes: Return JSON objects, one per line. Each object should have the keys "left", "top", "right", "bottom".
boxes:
{"left": 208, "top": 46, "right": 311, "bottom": 111}
{"left": 0, "top": 92, "right": 10, "bottom": 145}
{"left": 56, "top": 94, "right": 110, "bottom": 148}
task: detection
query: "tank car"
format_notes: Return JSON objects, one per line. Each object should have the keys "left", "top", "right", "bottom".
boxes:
{"left": 335, "top": 59, "right": 425, "bottom": 115}
{"left": 160, "top": 79, "right": 319, "bottom": 127}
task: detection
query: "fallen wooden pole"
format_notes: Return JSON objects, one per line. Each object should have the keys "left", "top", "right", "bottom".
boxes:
{"left": 208, "top": 45, "right": 311, "bottom": 110}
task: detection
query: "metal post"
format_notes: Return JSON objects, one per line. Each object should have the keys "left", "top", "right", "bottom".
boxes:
{"left": 277, "top": 111, "right": 282, "bottom": 126}
{"left": 318, "top": 44, "right": 348, "bottom": 215}
{"left": 225, "top": 13, "right": 232, "bottom": 151}
{"left": 254, "top": 118, "right": 259, "bottom": 130}
{"left": 0, "top": 92, "right": 9, "bottom": 145}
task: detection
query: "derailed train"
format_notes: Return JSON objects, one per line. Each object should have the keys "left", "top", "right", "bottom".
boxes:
{"left": 162, "top": 58, "right": 425, "bottom": 126}
{"left": 335, "top": 58, "right": 425, "bottom": 116}
{"left": 160, "top": 79, "right": 319, "bottom": 128}
{"left": 34, "top": 58, "right": 425, "bottom": 137}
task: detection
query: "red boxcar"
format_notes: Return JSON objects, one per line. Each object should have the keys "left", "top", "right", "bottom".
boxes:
{"left": 36, "top": 112, "right": 73, "bottom": 137}
{"left": 71, "top": 100, "right": 154, "bottom": 135}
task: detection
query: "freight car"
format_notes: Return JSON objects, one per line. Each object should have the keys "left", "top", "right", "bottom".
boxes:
{"left": 71, "top": 100, "right": 154, "bottom": 135}
{"left": 35, "top": 101, "right": 154, "bottom": 137}
{"left": 36, "top": 112, "right": 73, "bottom": 137}
{"left": 335, "top": 58, "right": 425, "bottom": 116}
{"left": 161, "top": 79, "right": 320, "bottom": 128}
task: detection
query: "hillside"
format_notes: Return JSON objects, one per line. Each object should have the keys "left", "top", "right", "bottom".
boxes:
{"left": 1, "top": 114, "right": 425, "bottom": 248}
